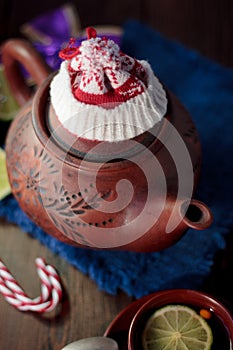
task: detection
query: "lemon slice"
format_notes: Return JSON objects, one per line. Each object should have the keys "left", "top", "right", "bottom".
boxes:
{"left": 0, "top": 147, "right": 11, "bottom": 200}
{"left": 142, "top": 304, "right": 213, "bottom": 350}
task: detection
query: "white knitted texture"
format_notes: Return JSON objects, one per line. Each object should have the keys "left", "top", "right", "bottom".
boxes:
{"left": 50, "top": 60, "right": 167, "bottom": 141}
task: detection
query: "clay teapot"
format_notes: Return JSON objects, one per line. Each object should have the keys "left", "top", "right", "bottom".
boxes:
{"left": 1, "top": 33, "right": 213, "bottom": 252}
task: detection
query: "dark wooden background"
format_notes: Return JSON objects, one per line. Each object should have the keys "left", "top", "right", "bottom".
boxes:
{"left": 0, "top": 0, "right": 233, "bottom": 68}
{"left": 0, "top": 1, "right": 233, "bottom": 349}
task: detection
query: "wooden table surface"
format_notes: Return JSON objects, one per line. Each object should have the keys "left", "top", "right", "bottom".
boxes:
{"left": 0, "top": 1, "right": 233, "bottom": 349}
{"left": 1, "top": 208, "right": 233, "bottom": 350}
{"left": 0, "top": 221, "right": 132, "bottom": 349}
{"left": 1, "top": 216, "right": 233, "bottom": 350}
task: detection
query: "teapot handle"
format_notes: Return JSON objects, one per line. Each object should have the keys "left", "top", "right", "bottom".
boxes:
{"left": 1, "top": 39, "right": 51, "bottom": 106}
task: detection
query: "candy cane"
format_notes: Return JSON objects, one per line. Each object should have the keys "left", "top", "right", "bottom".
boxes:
{"left": 0, "top": 258, "right": 63, "bottom": 313}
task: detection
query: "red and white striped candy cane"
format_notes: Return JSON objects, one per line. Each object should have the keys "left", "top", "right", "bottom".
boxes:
{"left": 0, "top": 257, "right": 63, "bottom": 313}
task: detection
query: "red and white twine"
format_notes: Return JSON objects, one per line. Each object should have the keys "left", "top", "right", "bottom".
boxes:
{"left": 0, "top": 258, "right": 63, "bottom": 313}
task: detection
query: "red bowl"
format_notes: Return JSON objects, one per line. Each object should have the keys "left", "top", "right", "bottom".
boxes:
{"left": 128, "top": 289, "right": 233, "bottom": 350}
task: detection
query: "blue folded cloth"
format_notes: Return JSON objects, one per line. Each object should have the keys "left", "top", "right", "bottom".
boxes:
{"left": 0, "top": 20, "right": 232, "bottom": 298}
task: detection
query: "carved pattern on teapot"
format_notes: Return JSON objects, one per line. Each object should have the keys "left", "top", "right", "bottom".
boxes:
{"left": 7, "top": 111, "right": 114, "bottom": 245}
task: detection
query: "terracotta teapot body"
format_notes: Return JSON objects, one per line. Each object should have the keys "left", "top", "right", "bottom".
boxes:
{"left": 2, "top": 39, "right": 213, "bottom": 252}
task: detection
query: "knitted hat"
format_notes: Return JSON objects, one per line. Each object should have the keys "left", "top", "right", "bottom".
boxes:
{"left": 50, "top": 27, "right": 167, "bottom": 141}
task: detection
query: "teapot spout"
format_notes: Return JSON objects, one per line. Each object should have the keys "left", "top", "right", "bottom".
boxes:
{"left": 180, "top": 199, "right": 213, "bottom": 230}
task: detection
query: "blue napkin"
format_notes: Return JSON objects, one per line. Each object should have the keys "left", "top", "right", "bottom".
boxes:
{"left": 0, "top": 20, "right": 232, "bottom": 298}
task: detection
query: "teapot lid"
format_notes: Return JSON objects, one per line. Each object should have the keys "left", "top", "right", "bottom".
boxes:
{"left": 48, "top": 27, "right": 167, "bottom": 145}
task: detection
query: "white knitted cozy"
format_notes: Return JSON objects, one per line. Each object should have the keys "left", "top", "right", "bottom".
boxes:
{"left": 50, "top": 28, "right": 167, "bottom": 141}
